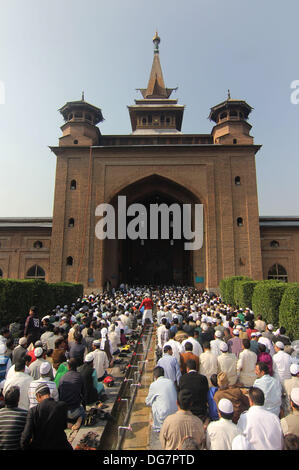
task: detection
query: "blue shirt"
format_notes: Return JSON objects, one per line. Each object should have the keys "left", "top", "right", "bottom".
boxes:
{"left": 157, "top": 354, "right": 181, "bottom": 384}
{"left": 145, "top": 376, "right": 178, "bottom": 430}
{"left": 207, "top": 386, "right": 219, "bottom": 421}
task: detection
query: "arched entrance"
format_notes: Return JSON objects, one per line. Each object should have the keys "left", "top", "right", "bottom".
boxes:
{"left": 103, "top": 175, "right": 205, "bottom": 288}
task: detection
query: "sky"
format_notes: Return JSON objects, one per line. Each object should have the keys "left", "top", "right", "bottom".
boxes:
{"left": 0, "top": 0, "right": 298, "bottom": 217}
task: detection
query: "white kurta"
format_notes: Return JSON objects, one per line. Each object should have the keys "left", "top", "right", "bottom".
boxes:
{"left": 217, "top": 353, "right": 237, "bottom": 385}
{"left": 253, "top": 374, "right": 282, "bottom": 416}
{"left": 199, "top": 350, "right": 219, "bottom": 386}
{"left": 272, "top": 350, "right": 292, "bottom": 385}
{"left": 206, "top": 417, "right": 240, "bottom": 450}
{"left": 210, "top": 339, "right": 226, "bottom": 357}
{"left": 3, "top": 372, "right": 33, "bottom": 410}
{"left": 237, "top": 405, "right": 284, "bottom": 450}
{"left": 163, "top": 339, "right": 181, "bottom": 365}
{"left": 237, "top": 349, "right": 257, "bottom": 387}
{"left": 145, "top": 376, "right": 178, "bottom": 431}
{"left": 181, "top": 337, "right": 203, "bottom": 357}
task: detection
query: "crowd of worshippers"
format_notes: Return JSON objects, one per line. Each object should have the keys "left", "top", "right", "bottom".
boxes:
{"left": 144, "top": 288, "right": 299, "bottom": 450}
{"left": 0, "top": 289, "right": 142, "bottom": 450}
{"left": 0, "top": 286, "right": 298, "bottom": 451}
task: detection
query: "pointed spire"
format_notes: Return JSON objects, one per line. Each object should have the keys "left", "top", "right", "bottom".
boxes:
{"left": 227, "top": 89, "right": 231, "bottom": 100}
{"left": 138, "top": 33, "right": 175, "bottom": 99}
{"left": 81, "top": 91, "right": 85, "bottom": 101}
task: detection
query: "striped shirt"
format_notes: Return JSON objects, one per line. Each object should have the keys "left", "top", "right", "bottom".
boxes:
{"left": 0, "top": 407, "right": 27, "bottom": 450}
{"left": 28, "top": 378, "right": 59, "bottom": 408}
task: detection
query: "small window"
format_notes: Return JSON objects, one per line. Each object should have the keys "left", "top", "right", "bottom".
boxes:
{"left": 148, "top": 115, "right": 152, "bottom": 124}
{"left": 237, "top": 217, "right": 243, "bottom": 227}
{"left": 160, "top": 115, "right": 165, "bottom": 123}
{"left": 220, "top": 112, "right": 227, "bottom": 119}
{"left": 66, "top": 256, "right": 73, "bottom": 266}
{"left": 270, "top": 240, "right": 280, "bottom": 248}
{"left": 235, "top": 176, "right": 241, "bottom": 185}
{"left": 142, "top": 118, "right": 147, "bottom": 125}
{"left": 0, "top": 268, "right": 3, "bottom": 278}
{"left": 26, "top": 265, "right": 45, "bottom": 280}
{"left": 68, "top": 113, "right": 73, "bottom": 120}
{"left": 85, "top": 114, "right": 92, "bottom": 122}
{"left": 239, "top": 112, "right": 243, "bottom": 119}
{"left": 73, "top": 139, "right": 78, "bottom": 145}
{"left": 268, "top": 264, "right": 288, "bottom": 282}
{"left": 70, "top": 180, "right": 77, "bottom": 190}
{"left": 233, "top": 139, "right": 237, "bottom": 144}
{"left": 68, "top": 218, "right": 75, "bottom": 228}
{"left": 74, "top": 112, "right": 83, "bottom": 118}
{"left": 230, "top": 111, "right": 238, "bottom": 117}
{"left": 33, "top": 241, "right": 43, "bottom": 249}
{"left": 166, "top": 117, "right": 171, "bottom": 124}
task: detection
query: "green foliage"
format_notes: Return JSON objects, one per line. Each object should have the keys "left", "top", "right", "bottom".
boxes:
{"left": 279, "top": 284, "right": 299, "bottom": 341}
{"left": 0, "top": 279, "right": 83, "bottom": 328}
{"left": 251, "top": 280, "right": 288, "bottom": 326}
{"left": 220, "top": 276, "right": 252, "bottom": 305}
{"left": 233, "top": 280, "right": 259, "bottom": 309}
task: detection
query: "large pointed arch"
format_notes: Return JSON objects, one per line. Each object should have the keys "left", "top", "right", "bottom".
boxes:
{"left": 102, "top": 174, "right": 206, "bottom": 288}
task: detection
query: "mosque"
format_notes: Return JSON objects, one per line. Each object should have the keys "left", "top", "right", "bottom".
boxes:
{"left": 0, "top": 33, "right": 298, "bottom": 292}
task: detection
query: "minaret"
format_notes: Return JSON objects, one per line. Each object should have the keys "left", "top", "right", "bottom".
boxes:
{"left": 58, "top": 94, "right": 104, "bottom": 146}
{"left": 209, "top": 91, "right": 254, "bottom": 145}
{"left": 128, "top": 33, "right": 185, "bottom": 134}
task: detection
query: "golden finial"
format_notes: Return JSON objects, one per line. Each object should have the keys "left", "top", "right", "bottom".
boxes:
{"left": 153, "top": 31, "right": 160, "bottom": 52}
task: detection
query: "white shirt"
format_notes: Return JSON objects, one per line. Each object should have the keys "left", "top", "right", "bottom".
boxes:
{"left": 92, "top": 349, "right": 109, "bottom": 379}
{"left": 199, "top": 350, "right": 218, "bottom": 386}
{"left": 6, "top": 364, "right": 30, "bottom": 380}
{"left": 181, "top": 337, "right": 203, "bottom": 357}
{"left": 217, "top": 353, "right": 237, "bottom": 385}
{"left": 272, "top": 350, "right": 292, "bottom": 384}
{"left": 237, "top": 349, "right": 257, "bottom": 387}
{"left": 28, "top": 377, "right": 59, "bottom": 407}
{"left": 206, "top": 418, "right": 240, "bottom": 450}
{"left": 253, "top": 374, "right": 282, "bottom": 416}
{"left": 258, "top": 336, "right": 275, "bottom": 356}
{"left": 163, "top": 339, "right": 181, "bottom": 365}
{"left": 3, "top": 371, "right": 33, "bottom": 410}
{"left": 237, "top": 405, "right": 284, "bottom": 450}
{"left": 210, "top": 338, "right": 226, "bottom": 357}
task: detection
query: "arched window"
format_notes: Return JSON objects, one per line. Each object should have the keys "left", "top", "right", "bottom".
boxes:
{"left": 68, "top": 218, "right": 75, "bottom": 227}
{"left": 33, "top": 241, "right": 43, "bottom": 249}
{"left": 70, "top": 180, "right": 77, "bottom": 190}
{"left": 268, "top": 264, "right": 288, "bottom": 282}
{"left": 66, "top": 256, "right": 73, "bottom": 266}
{"left": 233, "top": 138, "right": 238, "bottom": 144}
{"left": 0, "top": 268, "right": 3, "bottom": 278}
{"left": 237, "top": 217, "right": 243, "bottom": 227}
{"left": 270, "top": 240, "right": 280, "bottom": 248}
{"left": 26, "top": 265, "right": 45, "bottom": 280}
{"left": 220, "top": 112, "right": 227, "bottom": 120}
{"left": 235, "top": 176, "right": 241, "bottom": 185}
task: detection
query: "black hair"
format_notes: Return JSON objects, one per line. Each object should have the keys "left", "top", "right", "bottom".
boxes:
{"left": 177, "top": 389, "right": 193, "bottom": 411}
{"left": 186, "top": 358, "right": 197, "bottom": 371}
{"left": 185, "top": 341, "right": 193, "bottom": 352}
{"left": 14, "top": 358, "right": 26, "bottom": 372}
{"left": 4, "top": 386, "right": 20, "bottom": 407}
{"left": 242, "top": 339, "right": 250, "bottom": 349}
{"left": 153, "top": 366, "right": 164, "bottom": 379}
{"left": 68, "top": 358, "right": 77, "bottom": 371}
{"left": 249, "top": 386, "right": 265, "bottom": 406}
{"left": 257, "top": 361, "right": 269, "bottom": 375}
{"left": 210, "top": 374, "right": 218, "bottom": 387}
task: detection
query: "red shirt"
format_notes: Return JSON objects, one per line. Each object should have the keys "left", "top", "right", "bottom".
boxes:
{"left": 139, "top": 298, "right": 153, "bottom": 311}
